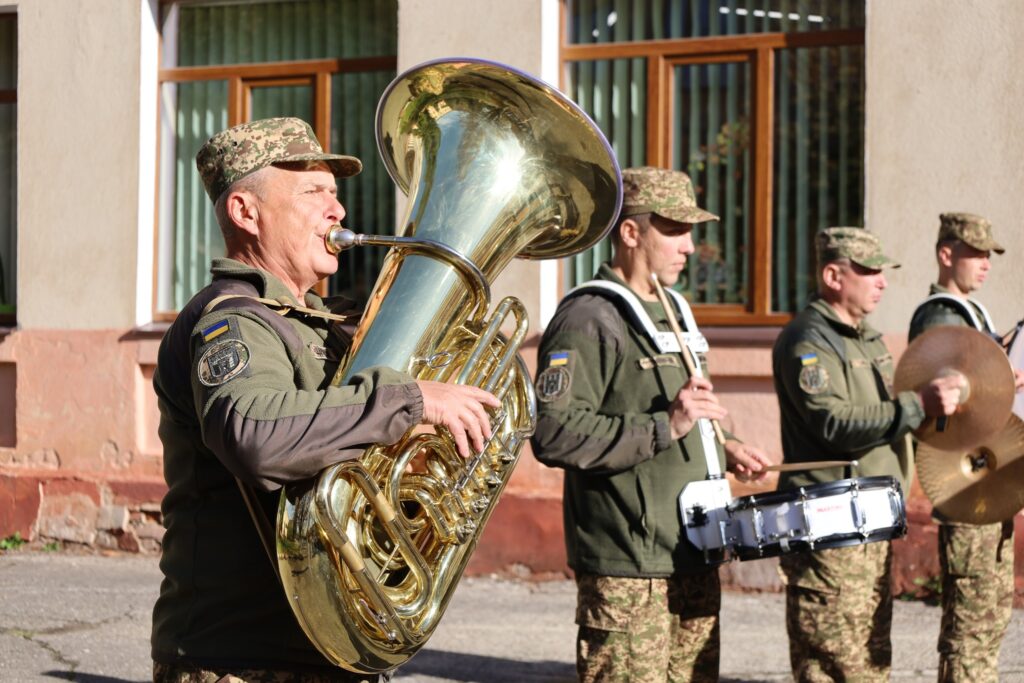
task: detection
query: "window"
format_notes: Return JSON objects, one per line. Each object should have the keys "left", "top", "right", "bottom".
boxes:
{"left": 156, "top": 0, "right": 397, "bottom": 316}
{"left": 563, "top": 0, "right": 864, "bottom": 324}
{"left": 0, "top": 13, "right": 15, "bottom": 324}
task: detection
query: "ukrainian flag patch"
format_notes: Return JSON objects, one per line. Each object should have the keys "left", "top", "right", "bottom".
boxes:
{"left": 799, "top": 352, "right": 818, "bottom": 366}
{"left": 549, "top": 351, "right": 569, "bottom": 367}
{"left": 201, "top": 319, "right": 230, "bottom": 343}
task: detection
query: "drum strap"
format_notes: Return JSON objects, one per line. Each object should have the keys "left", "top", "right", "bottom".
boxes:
{"left": 568, "top": 280, "right": 722, "bottom": 477}
{"left": 912, "top": 293, "right": 995, "bottom": 334}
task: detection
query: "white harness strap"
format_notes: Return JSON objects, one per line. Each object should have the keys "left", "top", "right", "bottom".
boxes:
{"left": 569, "top": 280, "right": 721, "bottom": 477}
{"left": 914, "top": 293, "right": 995, "bottom": 333}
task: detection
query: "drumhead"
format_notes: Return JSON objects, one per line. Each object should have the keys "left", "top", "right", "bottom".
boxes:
{"left": 729, "top": 476, "right": 901, "bottom": 511}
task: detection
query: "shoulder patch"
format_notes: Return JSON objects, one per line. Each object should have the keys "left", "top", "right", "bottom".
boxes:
{"left": 198, "top": 339, "right": 251, "bottom": 387}
{"left": 536, "top": 366, "right": 572, "bottom": 403}
{"left": 798, "top": 364, "right": 830, "bottom": 395}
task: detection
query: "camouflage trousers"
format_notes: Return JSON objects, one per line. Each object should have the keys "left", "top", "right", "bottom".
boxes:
{"left": 936, "top": 520, "right": 1015, "bottom": 683}
{"left": 152, "top": 661, "right": 391, "bottom": 683}
{"left": 778, "top": 541, "right": 892, "bottom": 683}
{"left": 574, "top": 571, "right": 721, "bottom": 683}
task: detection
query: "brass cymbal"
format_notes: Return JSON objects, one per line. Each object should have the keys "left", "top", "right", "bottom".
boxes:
{"left": 916, "top": 414, "right": 1024, "bottom": 524}
{"left": 894, "top": 326, "right": 1014, "bottom": 451}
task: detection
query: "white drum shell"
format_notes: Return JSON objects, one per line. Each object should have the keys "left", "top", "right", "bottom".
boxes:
{"left": 727, "top": 477, "right": 905, "bottom": 559}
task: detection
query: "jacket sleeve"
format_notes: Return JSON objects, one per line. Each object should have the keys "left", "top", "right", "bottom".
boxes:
{"left": 190, "top": 310, "right": 423, "bottom": 491}
{"left": 776, "top": 337, "right": 925, "bottom": 456}
{"left": 530, "top": 300, "right": 674, "bottom": 474}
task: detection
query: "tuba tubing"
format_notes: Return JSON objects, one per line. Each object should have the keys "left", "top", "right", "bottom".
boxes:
{"left": 274, "top": 58, "right": 621, "bottom": 674}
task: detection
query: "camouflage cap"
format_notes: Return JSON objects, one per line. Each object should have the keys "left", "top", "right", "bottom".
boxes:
{"left": 816, "top": 227, "right": 901, "bottom": 270}
{"left": 620, "top": 166, "right": 718, "bottom": 224}
{"left": 937, "top": 212, "right": 1005, "bottom": 254}
{"left": 196, "top": 117, "right": 362, "bottom": 202}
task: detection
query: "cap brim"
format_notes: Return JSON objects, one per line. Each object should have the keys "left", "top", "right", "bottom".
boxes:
{"left": 964, "top": 236, "right": 1005, "bottom": 255}
{"left": 654, "top": 207, "right": 720, "bottom": 224}
{"left": 852, "top": 254, "right": 901, "bottom": 270}
{"left": 275, "top": 153, "right": 362, "bottom": 178}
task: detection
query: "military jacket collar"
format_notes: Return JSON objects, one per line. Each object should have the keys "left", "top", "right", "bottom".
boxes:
{"left": 809, "top": 298, "right": 882, "bottom": 342}
{"left": 210, "top": 257, "right": 326, "bottom": 311}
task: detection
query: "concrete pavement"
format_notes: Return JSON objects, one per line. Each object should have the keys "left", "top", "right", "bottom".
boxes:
{"left": 0, "top": 551, "right": 1021, "bottom": 682}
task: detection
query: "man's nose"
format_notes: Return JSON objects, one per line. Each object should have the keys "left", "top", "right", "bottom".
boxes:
{"left": 327, "top": 196, "right": 346, "bottom": 223}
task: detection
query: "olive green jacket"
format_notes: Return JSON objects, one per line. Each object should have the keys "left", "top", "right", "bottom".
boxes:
{"left": 152, "top": 258, "right": 422, "bottom": 670}
{"left": 530, "top": 264, "right": 726, "bottom": 577}
{"left": 773, "top": 299, "right": 924, "bottom": 491}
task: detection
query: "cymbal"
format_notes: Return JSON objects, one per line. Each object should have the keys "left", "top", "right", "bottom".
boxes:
{"left": 894, "top": 326, "right": 1014, "bottom": 451}
{"left": 916, "top": 414, "right": 1024, "bottom": 524}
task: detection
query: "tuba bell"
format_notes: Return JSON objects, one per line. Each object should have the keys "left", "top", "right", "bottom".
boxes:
{"left": 275, "top": 58, "right": 621, "bottom": 674}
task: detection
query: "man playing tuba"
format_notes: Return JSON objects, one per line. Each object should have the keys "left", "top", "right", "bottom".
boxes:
{"left": 149, "top": 117, "right": 498, "bottom": 683}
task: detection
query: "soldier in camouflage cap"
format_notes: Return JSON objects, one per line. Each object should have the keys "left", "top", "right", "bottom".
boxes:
{"left": 909, "top": 211, "right": 1020, "bottom": 683}
{"left": 773, "top": 226, "right": 961, "bottom": 682}
{"left": 532, "top": 165, "right": 771, "bottom": 682}
{"left": 937, "top": 212, "right": 1005, "bottom": 254}
{"left": 816, "top": 226, "right": 901, "bottom": 270}
{"left": 151, "top": 118, "right": 499, "bottom": 683}
{"left": 196, "top": 117, "right": 362, "bottom": 202}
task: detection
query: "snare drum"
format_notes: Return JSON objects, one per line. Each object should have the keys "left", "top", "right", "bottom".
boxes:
{"left": 726, "top": 477, "right": 906, "bottom": 561}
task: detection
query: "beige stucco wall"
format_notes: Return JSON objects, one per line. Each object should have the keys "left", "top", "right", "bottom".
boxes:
{"left": 866, "top": 0, "right": 1024, "bottom": 337}
{"left": 17, "top": 0, "right": 147, "bottom": 329}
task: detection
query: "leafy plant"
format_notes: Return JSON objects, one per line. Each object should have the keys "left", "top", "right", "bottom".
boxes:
{"left": 0, "top": 532, "right": 27, "bottom": 550}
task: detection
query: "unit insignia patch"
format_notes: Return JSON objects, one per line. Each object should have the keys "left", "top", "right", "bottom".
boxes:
{"left": 536, "top": 366, "right": 572, "bottom": 403}
{"left": 198, "top": 339, "right": 251, "bottom": 387}
{"left": 798, "top": 363, "right": 830, "bottom": 395}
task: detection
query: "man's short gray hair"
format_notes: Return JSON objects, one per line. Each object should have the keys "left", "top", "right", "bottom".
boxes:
{"left": 213, "top": 167, "right": 270, "bottom": 237}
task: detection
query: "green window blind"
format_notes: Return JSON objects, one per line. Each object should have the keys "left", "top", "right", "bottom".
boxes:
{"left": 566, "top": 0, "right": 865, "bottom": 315}
{"left": 0, "top": 15, "right": 15, "bottom": 320}
{"left": 157, "top": 0, "right": 397, "bottom": 312}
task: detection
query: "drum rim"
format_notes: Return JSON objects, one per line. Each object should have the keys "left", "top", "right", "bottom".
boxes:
{"left": 729, "top": 475, "right": 902, "bottom": 511}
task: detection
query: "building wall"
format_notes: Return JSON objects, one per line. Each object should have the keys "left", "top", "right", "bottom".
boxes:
{"left": 0, "top": 0, "right": 165, "bottom": 551}
{"left": 866, "top": 0, "right": 1024, "bottom": 334}
{"left": 0, "top": 0, "right": 1019, "bottom": 603}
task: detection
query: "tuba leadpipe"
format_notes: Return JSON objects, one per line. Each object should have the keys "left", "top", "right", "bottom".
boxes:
{"left": 275, "top": 58, "right": 621, "bottom": 674}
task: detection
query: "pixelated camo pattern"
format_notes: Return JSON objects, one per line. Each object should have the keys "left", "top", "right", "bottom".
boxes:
{"left": 937, "top": 520, "right": 1015, "bottom": 683}
{"left": 621, "top": 166, "right": 719, "bottom": 224}
{"left": 779, "top": 542, "right": 893, "bottom": 683}
{"left": 196, "top": 117, "right": 361, "bottom": 202}
{"left": 575, "top": 572, "right": 720, "bottom": 683}
{"left": 938, "top": 212, "right": 1004, "bottom": 254}
{"left": 816, "top": 226, "right": 899, "bottom": 270}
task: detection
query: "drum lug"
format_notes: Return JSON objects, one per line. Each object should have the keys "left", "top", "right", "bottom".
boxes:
{"left": 850, "top": 486, "right": 868, "bottom": 538}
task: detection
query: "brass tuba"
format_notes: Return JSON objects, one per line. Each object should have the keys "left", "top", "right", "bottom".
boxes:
{"left": 275, "top": 58, "right": 621, "bottom": 674}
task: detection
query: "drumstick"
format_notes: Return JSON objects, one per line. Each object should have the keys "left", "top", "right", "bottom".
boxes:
{"left": 765, "top": 460, "right": 857, "bottom": 472}
{"left": 650, "top": 274, "right": 726, "bottom": 445}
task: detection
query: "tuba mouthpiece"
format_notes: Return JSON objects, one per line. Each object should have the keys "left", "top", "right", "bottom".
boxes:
{"left": 325, "top": 226, "right": 358, "bottom": 254}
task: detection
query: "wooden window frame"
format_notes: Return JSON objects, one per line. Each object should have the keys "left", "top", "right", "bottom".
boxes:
{"left": 153, "top": 55, "right": 396, "bottom": 321}
{"left": 560, "top": 20, "right": 864, "bottom": 326}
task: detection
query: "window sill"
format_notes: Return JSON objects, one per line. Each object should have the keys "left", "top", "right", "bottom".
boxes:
{"left": 702, "top": 326, "right": 780, "bottom": 347}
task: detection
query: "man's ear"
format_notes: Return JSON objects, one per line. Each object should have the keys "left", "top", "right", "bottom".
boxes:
{"left": 618, "top": 218, "right": 641, "bottom": 249}
{"left": 225, "top": 191, "right": 260, "bottom": 239}
{"left": 821, "top": 262, "right": 843, "bottom": 292}
{"left": 937, "top": 244, "right": 954, "bottom": 268}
